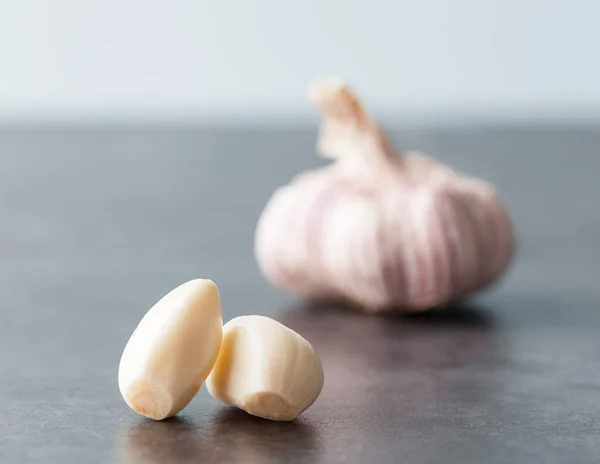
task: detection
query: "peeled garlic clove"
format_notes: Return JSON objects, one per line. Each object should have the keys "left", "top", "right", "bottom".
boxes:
{"left": 206, "top": 315, "right": 324, "bottom": 421}
{"left": 118, "top": 279, "right": 223, "bottom": 420}
{"left": 255, "top": 77, "right": 515, "bottom": 313}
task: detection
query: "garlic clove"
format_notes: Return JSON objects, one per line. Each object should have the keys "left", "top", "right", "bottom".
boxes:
{"left": 118, "top": 279, "right": 223, "bottom": 420}
{"left": 206, "top": 315, "right": 324, "bottom": 421}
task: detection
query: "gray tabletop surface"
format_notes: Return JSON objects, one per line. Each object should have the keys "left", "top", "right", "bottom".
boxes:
{"left": 1, "top": 124, "right": 600, "bottom": 463}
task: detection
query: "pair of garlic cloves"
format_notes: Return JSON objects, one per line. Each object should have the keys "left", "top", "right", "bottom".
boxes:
{"left": 118, "top": 279, "right": 324, "bottom": 421}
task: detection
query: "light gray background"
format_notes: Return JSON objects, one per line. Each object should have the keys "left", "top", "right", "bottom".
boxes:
{"left": 2, "top": 0, "right": 600, "bottom": 123}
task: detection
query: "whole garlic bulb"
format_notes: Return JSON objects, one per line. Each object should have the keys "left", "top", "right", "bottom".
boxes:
{"left": 255, "top": 77, "right": 515, "bottom": 313}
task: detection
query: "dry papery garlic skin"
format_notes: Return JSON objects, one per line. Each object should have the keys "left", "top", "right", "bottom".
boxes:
{"left": 255, "top": 77, "right": 515, "bottom": 313}
{"left": 206, "top": 315, "right": 324, "bottom": 421}
{"left": 118, "top": 279, "right": 223, "bottom": 420}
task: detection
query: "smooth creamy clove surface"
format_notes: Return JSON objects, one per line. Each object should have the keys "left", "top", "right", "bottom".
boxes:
{"left": 118, "top": 279, "right": 223, "bottom": 420}
{"left": 255, "top": 77, "right": 515, "bottom": 312}
{"left": 206, "top": 315, "right": 324, "bottom": 421}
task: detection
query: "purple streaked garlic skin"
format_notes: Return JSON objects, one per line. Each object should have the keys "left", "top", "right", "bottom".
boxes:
{"left": 255, "top": 77, "right": 515, "bottom": 313}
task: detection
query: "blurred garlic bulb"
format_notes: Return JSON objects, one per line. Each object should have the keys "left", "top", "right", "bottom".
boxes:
{"left": 255, "top": 77, "right": 515, "bottom": 313}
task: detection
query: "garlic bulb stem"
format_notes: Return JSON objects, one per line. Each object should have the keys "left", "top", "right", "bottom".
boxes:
{"left": 309, "top": 77, "right": 397, "bottom": 170}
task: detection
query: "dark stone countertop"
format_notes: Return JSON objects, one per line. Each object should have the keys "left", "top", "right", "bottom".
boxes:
{"left": 1, "top": 125, "right": 600, "bottom": 463}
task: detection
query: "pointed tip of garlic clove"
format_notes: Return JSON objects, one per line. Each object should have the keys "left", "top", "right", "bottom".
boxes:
{"left": 206, "top": 315, "right": 324, "bottom": 422}
{"left": 118, "top": 279, "right": 223, "bottom": 420}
